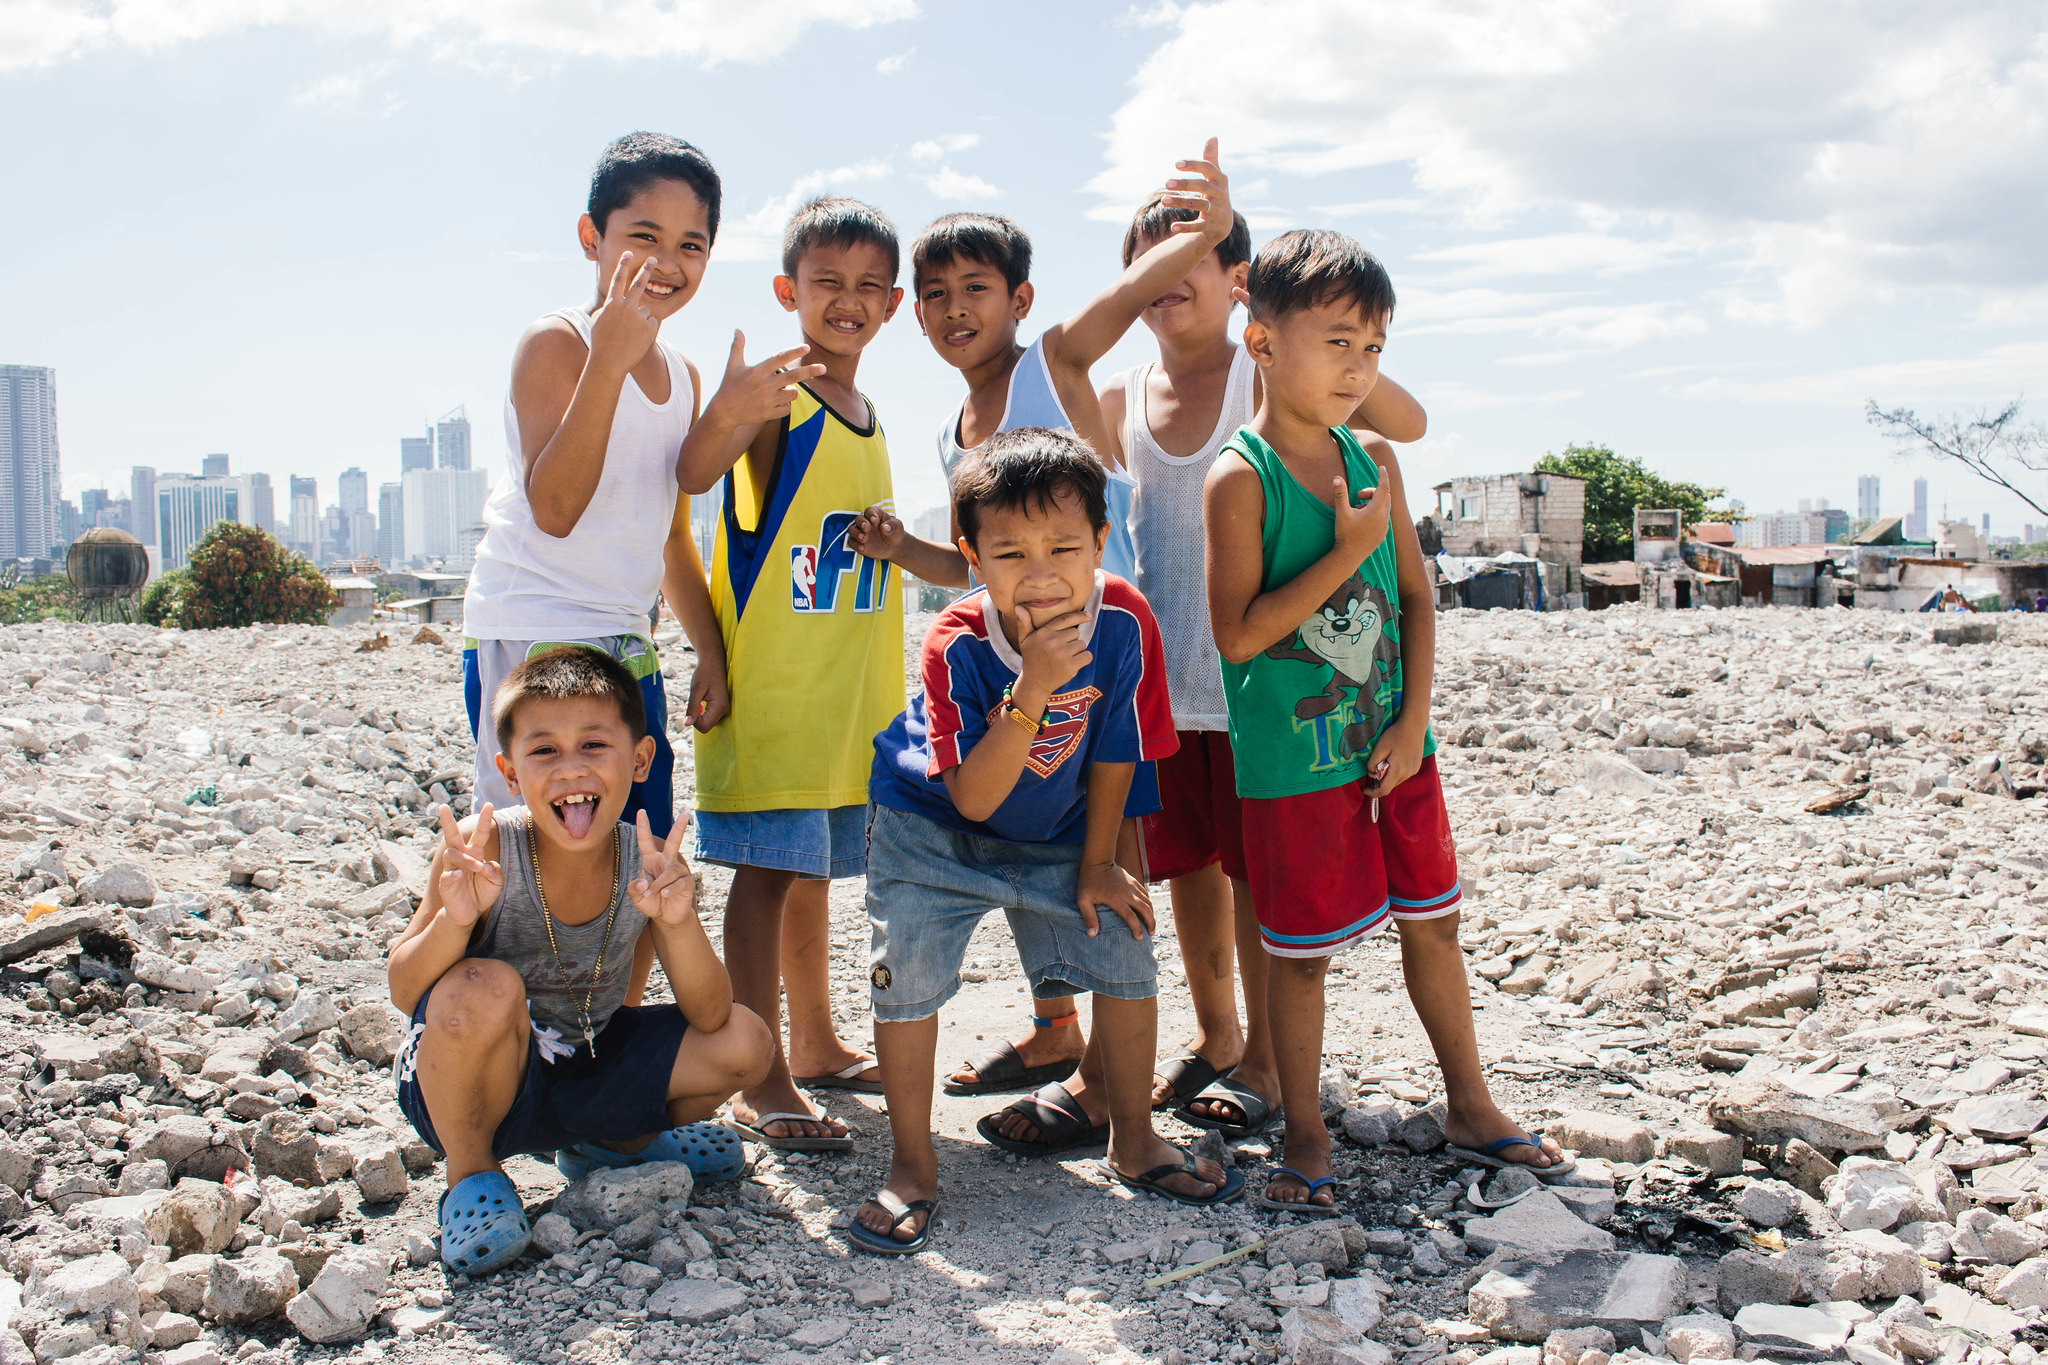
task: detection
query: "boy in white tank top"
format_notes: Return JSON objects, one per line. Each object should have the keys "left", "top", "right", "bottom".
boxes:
{"left": 461, "top": 133, "right": 738, "bottom": 1036}
{"left": 978, "top": 192, "right": 1429, "bottom": 1153}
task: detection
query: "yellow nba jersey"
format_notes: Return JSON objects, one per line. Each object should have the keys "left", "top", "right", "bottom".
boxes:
{"left": 694, "top": 383, "right": 906, "bottom": 811}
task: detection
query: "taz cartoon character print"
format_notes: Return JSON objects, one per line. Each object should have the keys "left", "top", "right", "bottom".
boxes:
{"left": 1261, "top": 568, "right": 1401, "bottom": 768}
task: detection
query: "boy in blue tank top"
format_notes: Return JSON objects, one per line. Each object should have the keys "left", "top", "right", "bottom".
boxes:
{"left": 671, "top": 199, "right": 905, "bottom": 1152}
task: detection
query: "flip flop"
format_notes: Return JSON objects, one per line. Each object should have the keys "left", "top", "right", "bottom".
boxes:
{"left": 944, "top": 1040, "right": 1080, "bottom": 1097}
{"left": 438, "top": 1171, "right": 530, "bottom": 1276}
{"left": 1173, "top": 1076, "right": 1280, "bottom": 1139}
{"left": 555, "top": 1122, "right": 748, "bottom": 1182}
{"left": 1445, "top": 1133, "right": 1578, "bottom": 1180}
{"left": 1100, "top": 1150, "right": 1246, "bottom": 1208}
{"left": 846, "top": 1190, "right": 938, "bottom": 1257}
{"left": 1153, "top": 1048, "right": 1234, "bottom": 1111}
{"left": 730, "top": 1111, "right": 855, "bottom": 1154}
{"left": 795, "top": 1058, "right": 885, "bottom": 1094}
{"left": 1260, "top": 1166, "right": 1340, "bottom": 1217}
{"left": 975, "top": 1082, "right": 1110, "bottom": 1157}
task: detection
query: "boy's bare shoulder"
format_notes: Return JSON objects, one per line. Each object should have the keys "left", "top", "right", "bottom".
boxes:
{"left": 511, "top": 314, "right": 589, "bottom": 378}
{"left": 1363, "top": 437, "right": 1404, "bottom": 488}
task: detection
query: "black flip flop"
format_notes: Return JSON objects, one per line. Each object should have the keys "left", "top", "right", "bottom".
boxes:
{"left": 944, "top": 1040, "right": 1080, "bottom": 1097}
{"left": 846, "top": 1191, "right": 937, "bottom": 1257}
{"left": 1152, "top": 1048, "right": 1234, "bottom": 1111}
{"left": 1100, "top": 1152, "right": 1247, "bottom": 1208}
{"left": 975, "top": 1082, "right": 1110, "bottom": 1156}
{"left": 1173, "top": 1076, "right": 1280, "bottom": 1139}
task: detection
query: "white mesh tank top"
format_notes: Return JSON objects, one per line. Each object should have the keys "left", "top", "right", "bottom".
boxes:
{"left": 1122, "top": 345, "right": 1256, "bottom": 731}
{"left": 463, "top": 308, "right": 691, "bottom": 640}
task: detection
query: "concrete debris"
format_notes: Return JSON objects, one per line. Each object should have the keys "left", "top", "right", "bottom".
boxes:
{"left": 1468, "top": 1252, "right": 1688, "bottom": 1346}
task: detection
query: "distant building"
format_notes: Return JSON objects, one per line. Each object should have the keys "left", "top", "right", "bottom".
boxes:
{"left": 57, "top": 499, "right": 82, "bottom": 546}
{"left": 339, "top": 467, "right": 368, "bottom": 517}
{"left": 81, "top": 488, "right": 110, "bottom": 525}
{"left": 436, "top": 406, "right": 472, "bottom": 470}
{"left": 402, "top": 466, "right": 489, "bottom": 563}
{"left": 1937, "top": 520, "right": 1983, "bottom": 561}
{"left": 377, "top": 482, "right": 405, "bottom": 566}
{"left": 289, "top": 494, "right": 318, "bottom": 556}
{"left": 2027, "top": 524, "right": 2046, "bottom": 544}
{"left": 1857, "top": 475, "right": 1880, "bottom": 522}
{"left": 92, "top": 496, "right": 132, "bottom": 531}
{"left": 290, "top": 474, "right": 317, "bottom": 504}
{"left": 348, "top": 511, "right": 378, "bottom": 565}
{"left": 325, "top": 575, "right": 377, "bottom": 627}
{"left": 130, "top": 466, "right": 157, "bottom": 544}
{"left": 155, "top": 473, "right": 242, "bottom": 570}
{"left": 400, "top": 428, "right": 434, "bottom": 474}
{"left": 1633, "top": 509, "right": 1682, "bottom": 564}
{"left": 1737, "top": 505, "right": 1842, "bottom": 547}
{"left": 201, "top": 453, "right": 230, "bottom": 477}
{"left": 1907, "top": 478, "right": 1929, "bottom": 540}
{"left": 245, "top": 471, "right": 275, "bottom": 534}
{"left": 1982, "top": 513, "right": 1991, "bottom": 538}
{"left": 319, "top": 505, "right": 345, "bottom": 563}
{"left": 1429, "top": 472, "right": 1587, "bottom": 566}
{"left": 1, "top": 364, "right": 62, "bottom": 559}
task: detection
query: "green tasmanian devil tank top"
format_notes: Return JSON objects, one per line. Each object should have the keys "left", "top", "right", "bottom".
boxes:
{"left": 1219, "top": 424, "right": 1435, "bottom": 800}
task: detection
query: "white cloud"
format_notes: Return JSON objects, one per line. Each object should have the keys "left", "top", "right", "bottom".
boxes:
{"left": 720, "top": 161, "right": 895, "bottom": 263}
{"left": 924, "top": 167, "right": 1001, "bottom": 202}
{"left": 1668, "top": 340, "right": 2048, "bottom": 408}
{"left": 291, "top": 63, "right": 402, "bottom": 114}
{"left": 0, "top": 0, "right": 920, "bottom": 72}
{"left": 910, "top": 133, "right": 980, "bottom": 164}
{"left": 1093, "top": 1, "right": 2048, "bottom": 326}
{"left": 875, "top": 46, "right": 913, "bottom": 74}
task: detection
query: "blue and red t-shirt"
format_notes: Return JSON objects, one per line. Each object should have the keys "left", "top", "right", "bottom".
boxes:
{"left": 870, "top": 573, "right": 1179, "bottom": 846}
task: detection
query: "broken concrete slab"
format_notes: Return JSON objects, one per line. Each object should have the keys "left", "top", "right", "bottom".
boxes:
{"left": 1468, "top": 1252, "right": 1688, "bottom": 1347}
{"left": 1463, "top": 1189, "right": 1617, "bottom": 1258}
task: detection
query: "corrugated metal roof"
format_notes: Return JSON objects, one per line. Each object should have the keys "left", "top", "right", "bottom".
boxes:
{"left": 1710, "top": 545, "right": 1839, "bottom": 565}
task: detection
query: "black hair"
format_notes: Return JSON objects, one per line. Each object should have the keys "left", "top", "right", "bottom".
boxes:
{"left": 951, "top": 427, "right": 1108, "bottom": 548}
{"left": 1120, "top": 192, "right": 1252, "bottom": 269}
{"left": 493, "top": 645, "right": 647, "bottom": 755}
{"left": 911, "top": 212, "right": 1032, "bottom": 293}
{"left": 587, "top": 132, "right": 722, "bottom": 243}
{"left": 782, "top": 196, "right": 901, "bottom": 284}
{"left": 1245, "top": 228, "right": 1395, "bottom": 326}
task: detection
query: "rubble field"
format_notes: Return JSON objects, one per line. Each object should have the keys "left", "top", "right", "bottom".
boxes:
{"left": 0, "top": 605, "right": 2044, "bottom": 1365}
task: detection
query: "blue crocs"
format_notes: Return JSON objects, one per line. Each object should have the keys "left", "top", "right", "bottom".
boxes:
{"left": 439, "top": 1171, "right": 530, "bottom": 1276}
{"left": 554, "top": 1122, "right": 748, "bottom": 1183}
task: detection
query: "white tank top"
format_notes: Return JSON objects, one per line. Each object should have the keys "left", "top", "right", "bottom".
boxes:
{"left": 936, "top": 337, "right": 1139, "bottom": 582}
{"left": 1122, "top": 345, "right": 1256, "bottom": 731}
{"left": 463, "top": 309, "right": 692, "bottom": 641}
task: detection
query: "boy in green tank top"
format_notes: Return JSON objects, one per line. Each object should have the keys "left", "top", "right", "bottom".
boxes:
{"left": 1205, "top": 230, "right": 1569, "bottom": 1214}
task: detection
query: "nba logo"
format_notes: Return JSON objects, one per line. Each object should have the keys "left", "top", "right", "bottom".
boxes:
{"left": 790, "top": 546, "right": 818, "bottom": 610}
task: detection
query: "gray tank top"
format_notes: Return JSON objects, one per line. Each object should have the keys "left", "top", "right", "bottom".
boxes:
{"left": 467, "top": 808, "right": 647, "bottom": 1048}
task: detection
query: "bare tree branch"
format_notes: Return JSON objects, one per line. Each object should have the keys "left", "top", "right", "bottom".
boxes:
{"left": 1864, "top": 396, "right": 2048, "bottom": 520}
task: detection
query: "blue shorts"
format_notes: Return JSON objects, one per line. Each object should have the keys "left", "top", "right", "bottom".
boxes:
{"left": 864, "top": 803, "right": 1157, "bottom": 1024}
{"left": 694, "top": 803, "right": 868, "bottom": 880}
{"left": 394, "top": 983, "right": 689, "bottom": 1162}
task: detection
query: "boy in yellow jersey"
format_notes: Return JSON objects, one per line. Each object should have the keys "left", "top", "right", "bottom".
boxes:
{"left": 674, "top": 198, "right": 905, "bottom": 1150}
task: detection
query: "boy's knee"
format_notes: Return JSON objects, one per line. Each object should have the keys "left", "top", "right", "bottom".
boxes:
{"left": 700, "top": 1005, "right": 774, "bottom": 1089}
{"left": 1397, "top": 913, "right": 1461, "bottom": 948}
{"left": 1275, "top": 954, "right": 1331, "bottom": 982}
{"left": 425, "top": 959, "right": 527, "bottom": 1043}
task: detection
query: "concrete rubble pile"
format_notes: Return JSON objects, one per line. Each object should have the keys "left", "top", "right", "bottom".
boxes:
{"left": 0, "top": 607, "right": 2041, "bottom": 1365}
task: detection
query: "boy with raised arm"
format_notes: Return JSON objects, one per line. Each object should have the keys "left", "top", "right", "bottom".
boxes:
{"left": 851, "top": 430, "right": 1241, "bottom": 1256}
{"left": 848, "top": 140, "right": 1233, "bottom": 1130}
{"left": 1206, "top": 230, "right": 1566, "bottom": 1216}
{"left": 388, "top": 648, "right": 772, "bottom": 1275}
{"left": 663, "top": 198, "right": 910, "bottom": 1152}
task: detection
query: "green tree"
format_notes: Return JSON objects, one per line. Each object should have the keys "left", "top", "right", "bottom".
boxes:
{"left": 137, "top": 569, "right": 189, "bottom": 627}
{"left": 175, "top": 523, "right": 336, "bottom": 629}
{"left": 1534, "top": 442, "right": 1731, "bottom": 562}
{"left": 0, "top": 576, "right": 80, "bottom": 625}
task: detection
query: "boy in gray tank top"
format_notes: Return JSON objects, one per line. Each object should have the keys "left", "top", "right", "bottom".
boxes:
{"left": 388, "top": 647, "right": 774, "bottom": 1276}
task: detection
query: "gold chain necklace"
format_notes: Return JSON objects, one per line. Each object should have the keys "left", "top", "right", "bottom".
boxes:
{"left": 534, "top": 824, "right": 622, "bottom": 1058}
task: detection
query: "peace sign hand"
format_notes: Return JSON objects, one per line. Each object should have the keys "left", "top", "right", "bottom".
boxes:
{"left": 708, "top": 331, "right": 829, "bottom": 428}
{"left": 434, "top": 803, "right": 504, "bottom": 928}
{"left": 627, "top": 811, "right": 698, "bottom": 927}
{"left": 589, "top": 251, "right": 661, "bottom": 377}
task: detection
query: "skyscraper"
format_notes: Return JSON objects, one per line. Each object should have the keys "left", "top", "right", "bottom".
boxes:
{"left": 288, "top": 476, "right": 317, "bottom": 554}
{"left": 339, "top": 467, "right": 369, "bottom": 516}
{"left": 400, "top": 429, "right": 434, "bottom": 474}
{"left": 1, "top": 365, "right": 62, "bottom": 559}
{"left": 1857, "top": 475, "right": 1880, "bottom": 522}
{"left": 402, "top": 467, "right": 489, "bottom": 562}
{"left": 130, "top": 466, "right": 156, "bottom": 544}
{"left": 436, "top": 406, "right": 472, "bottom": 470}
{"left": 290, "top": 475, "right": 317, "bottom": 504}
{"left": 1908, "top": 478, "right": 1929, "bottom": 540}
{"left": 245, "top": 472, "right": 275, "bottom": 535}
{"left": 1983, "top": 513, "right": 1991, "bottom": 538}
{"left": 81, "top": 488, "right": 110, "bottom": 525}
{"left": 154, "top": 473, "right": 241, "bottom": 570}
{"left": 378, "top": 482, "right": 405, "bottom": 566}
{"left": 201, "top": 453, "right": 230, "bottom": 477}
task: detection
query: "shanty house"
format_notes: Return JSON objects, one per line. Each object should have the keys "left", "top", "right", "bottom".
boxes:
{"left": 1431, "top": 473, "right": 1586, "bottom": 571}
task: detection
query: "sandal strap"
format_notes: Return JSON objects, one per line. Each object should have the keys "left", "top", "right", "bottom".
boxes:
{"left": 1272, "top": 1166, "right": 1337, "bottom": 1193}
{"left": 864, "top": 1192, "right": 938, "bottom": 1230}
{"left": 1116, "top": 1153, "right": 1200, "bottom": 1186}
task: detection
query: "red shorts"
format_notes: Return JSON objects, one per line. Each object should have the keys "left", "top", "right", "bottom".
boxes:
{"left": 1139, "top": 730, "right": 1248, "bottom": 884}
{"left": 1240, "top": 755, "right": 1461, "bottom": 958}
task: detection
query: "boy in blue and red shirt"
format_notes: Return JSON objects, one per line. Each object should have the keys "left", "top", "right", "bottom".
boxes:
{"left": 849, "top": 428, "right": 1243, "bottom": 1255}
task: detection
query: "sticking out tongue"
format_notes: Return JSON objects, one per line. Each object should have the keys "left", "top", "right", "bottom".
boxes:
{"left": 557, "top": 797, "right": 598, "bottom": 840}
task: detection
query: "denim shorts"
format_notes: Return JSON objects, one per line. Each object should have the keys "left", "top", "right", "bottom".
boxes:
{"left": 694, "top": 803, "right": 869, "bottom": 880}
{"left": 864, "top": 803, "right": 1157, "bottom": 1023}
{"left": 394, "top": 983, "right": 689, "bottom": 1161}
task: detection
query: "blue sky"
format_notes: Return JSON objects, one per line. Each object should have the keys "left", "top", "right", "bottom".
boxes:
{"left": 5, "top": 0, "right": 2045, "bottom": 535}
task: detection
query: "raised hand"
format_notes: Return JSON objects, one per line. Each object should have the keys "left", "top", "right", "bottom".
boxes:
{"left": 708, "top": 331, "right": 829, "bottom": 428}
{"left": 434, "top": 803, "right": 503, "bottom": 928}
{"left": 1333, "top": 474, "right": 1393, "bottom": 561}
{"left": 846, "top": 505, "right": 907, "bottom": 561}
{"left": 589, "top": 252, "right": 661, "bottom": 377}
{"left": 1014, "top": 606, "right": 1092, "bottom": 701}
{"left": 1162, "top": 137, "right": 1232, "bottom": 244}
{"left": 627, "top": 810, "right": 698, "bottom": 927}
